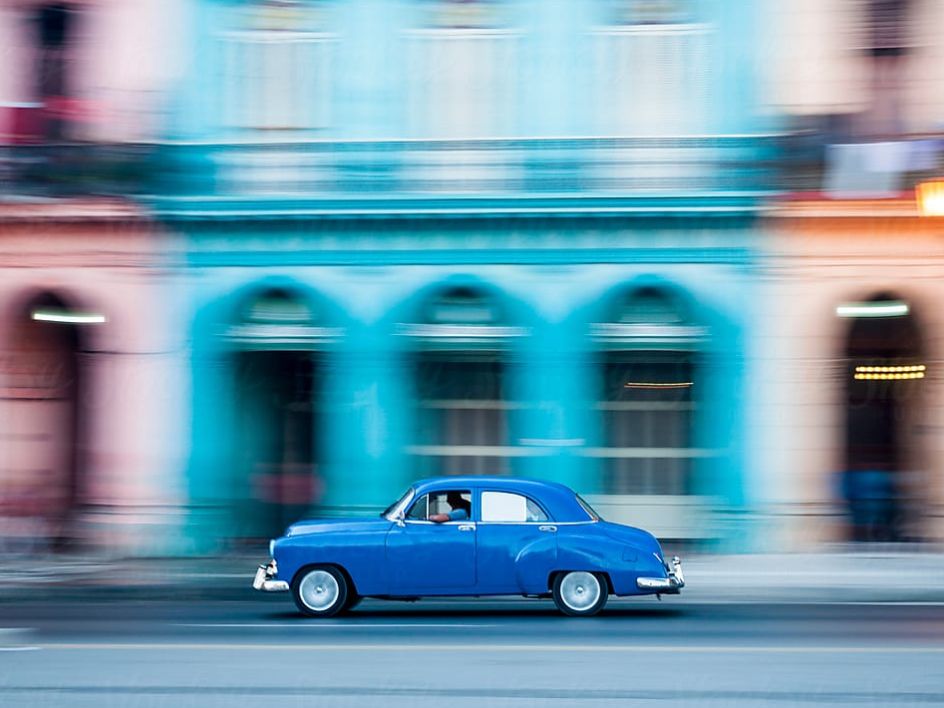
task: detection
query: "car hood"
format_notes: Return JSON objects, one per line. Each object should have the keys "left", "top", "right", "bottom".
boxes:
{"left": 598, "top": 521, "right": 663, "bottom": 557}
{"left": 284, "top": 517, "right": 389, "bottom": 538}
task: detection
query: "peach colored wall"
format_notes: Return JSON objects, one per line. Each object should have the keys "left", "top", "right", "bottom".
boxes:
{"left": 756, "top": 200, "right": 944, "bottom": 549}
{"left": 0, "top": 201, "right": 186, "bottom": 554}
{"left": 763, "top": 0, "right": 944, "bottom": 131}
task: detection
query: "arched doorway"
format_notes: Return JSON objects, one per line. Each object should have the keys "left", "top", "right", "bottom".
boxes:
{"left": 225, "top": 288, "right": 329, "bottom": 543}
{"left": 1, "top": 292, "right": 95, "bottom": 552}
{"left": 840, "top": 293, "right": 925, "bottom": 542}
{"left": 401, "top": 286, "right": 520, "bottom": 478}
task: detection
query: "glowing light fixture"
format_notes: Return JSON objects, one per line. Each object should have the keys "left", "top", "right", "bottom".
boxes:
{"left": 624, "top": 382, "right": 693, "bottom": 389}
{"left": 917, "top": 179, "right": 944, "bottom": 216}
{"left": 855, "top": 365, "right": 925, "bottom": 373}
{"left": 855, "top": 372, "right": 924, "bottom": 380}
{"left": 836, "top": 301, "right": 909, "bottom": 318}
{"left": 854, "top": 364, "right": 926, "bottom": 381}
{"left": 31, "top": 309, "right": 107, "bottom": 325}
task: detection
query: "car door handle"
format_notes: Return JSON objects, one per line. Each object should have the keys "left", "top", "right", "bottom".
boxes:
{"left": 458, "top": 524, "right": 475, "bottom": 532}
{"left": 539, "top": 525, "right": 557, "bottom": 533}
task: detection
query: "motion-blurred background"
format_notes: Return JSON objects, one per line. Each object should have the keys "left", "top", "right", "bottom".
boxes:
{"left": 2, "top": 0, "right": 944, "bottom": 560}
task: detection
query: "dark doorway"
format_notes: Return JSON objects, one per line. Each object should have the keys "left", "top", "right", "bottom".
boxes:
{"left": 842, "top": 294, "right": 923, "bottom": 542}
{"left": 233, "top": 349, "right": 320, "bottom": 543}
{"left": 1, "top": 293, "right": 84, "bottom": 552}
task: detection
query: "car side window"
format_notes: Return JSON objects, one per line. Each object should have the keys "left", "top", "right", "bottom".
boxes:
{"left": 406, "top": 490, "right": 472, "bottom": 521}
{"left": 481, "top": 491, "right": 548, "bottom": 522}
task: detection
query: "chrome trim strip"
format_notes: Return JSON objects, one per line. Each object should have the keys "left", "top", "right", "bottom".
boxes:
{"left": 260, "top": 579, "right": 290, "bottom": 592}
{"left": 473, "top": 520, "right": 592, "bottom": 526}
{"left": 637, "top": 577, "right": 680, "bottom": 590}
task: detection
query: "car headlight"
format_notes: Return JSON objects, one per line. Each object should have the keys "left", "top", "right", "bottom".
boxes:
{"left": 269, "top": 539, "right": 276, "bottom": 557}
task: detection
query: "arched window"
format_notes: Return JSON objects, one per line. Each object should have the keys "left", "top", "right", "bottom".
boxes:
{"left": 593, "top": 287, "right": 704, "bottom": 499}
{"left": 403, "top": 287, "right": 521, "bottom": 477}
{"left": 226, "top": 288, "right": 339, "bottom": 349}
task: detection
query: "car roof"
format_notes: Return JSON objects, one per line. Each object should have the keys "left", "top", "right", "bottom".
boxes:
{"left": 411, "top": 476, "right": 590, "bottom": 522}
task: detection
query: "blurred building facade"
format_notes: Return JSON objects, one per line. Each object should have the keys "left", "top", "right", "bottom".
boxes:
{"left": 2, "top": 0, "right": 943, "bottom": 556}
{"left": 159, "top": 0, "right": 767, "bottom": 553}
{"left": 757, "top": 0, "right": 944, "bottom": 548}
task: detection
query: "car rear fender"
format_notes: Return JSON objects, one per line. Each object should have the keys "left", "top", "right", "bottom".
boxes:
{"left": 512, "top": 534, "right": 558, "bottom": 594}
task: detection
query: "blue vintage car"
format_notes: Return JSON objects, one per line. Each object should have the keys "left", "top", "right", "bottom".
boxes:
{"left": 253, "top": 476, "right": 684, "bottom": 617}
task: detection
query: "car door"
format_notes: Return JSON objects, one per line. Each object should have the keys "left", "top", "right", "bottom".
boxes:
{"left": 385, "top": 490, "right": 476, "bottom": 595}
{"left": 475, "top": 490, "right": 557, "bottom": 595}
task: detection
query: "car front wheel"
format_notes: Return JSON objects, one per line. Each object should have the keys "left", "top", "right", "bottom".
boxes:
{"left": 292, "top": 566, "right": 349, "bottom": 618}
{"left": 552, "top": 571, "right": 608, "bottom": 617}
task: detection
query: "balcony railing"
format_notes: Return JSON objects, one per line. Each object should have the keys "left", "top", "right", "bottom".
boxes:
{"left": 0, "top": 143, "right": 155, "bottom": 200}
{"left": 3, "top": 136, "right": 780, "bottom": 209}
{"left": 151, "top": 135, "right": 780, "bottom": 213}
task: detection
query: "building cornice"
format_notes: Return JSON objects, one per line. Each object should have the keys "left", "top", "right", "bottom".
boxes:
{"left": 0, "top": 199, "right": 148, "bottom": 225}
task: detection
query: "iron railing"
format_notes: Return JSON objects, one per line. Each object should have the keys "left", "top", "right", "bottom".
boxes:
{"left": 1, "top": 135, "right": 788, "bottom": 203}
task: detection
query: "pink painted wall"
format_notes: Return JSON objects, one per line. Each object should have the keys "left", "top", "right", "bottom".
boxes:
{"left": 0, "top": 0, "right": 187, "bottom": 142}
{"left": 0, "top": 201, "right": 187, "bottom": 554}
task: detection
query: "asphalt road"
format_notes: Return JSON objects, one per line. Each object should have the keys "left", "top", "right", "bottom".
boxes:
{"left": 2, "top": 596, "right": 944, "bottom": 707}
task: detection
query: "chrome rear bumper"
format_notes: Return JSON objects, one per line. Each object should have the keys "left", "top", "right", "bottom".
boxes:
{"left": 637, "top": 556, "right": 685, "bottom": 593}
{"left": 252, "top": 560, "right": 289, "bottom": 592}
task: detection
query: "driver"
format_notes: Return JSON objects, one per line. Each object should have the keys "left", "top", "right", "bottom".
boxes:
{"left": 429, "top": 491, "right": 471, "bottom": 523}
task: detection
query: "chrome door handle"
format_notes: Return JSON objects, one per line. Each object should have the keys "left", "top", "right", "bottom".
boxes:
{"left": 539, "top": 525, "right": 557, "bottom": 533}
{"left": 458, "top": 524, "right": 475, "bottom": 532}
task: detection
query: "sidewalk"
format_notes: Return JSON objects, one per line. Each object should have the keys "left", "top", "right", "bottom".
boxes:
{"left": 2, "top": 552, "right": 943, "bottom": 603}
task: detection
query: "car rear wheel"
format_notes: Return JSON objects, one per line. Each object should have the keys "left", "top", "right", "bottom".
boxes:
{"left": 292, "top": 566, "right": 349, "bottom": 618}
{"left": 552, "top": 571, "right": 607, "bottom": 617}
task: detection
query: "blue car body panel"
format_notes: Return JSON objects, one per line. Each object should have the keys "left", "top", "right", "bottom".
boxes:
{"left": 270, "top": 476, "right": 674, "bottom": 598}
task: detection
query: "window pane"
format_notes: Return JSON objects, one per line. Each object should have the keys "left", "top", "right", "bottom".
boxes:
{"left": 408, "top": 491, "right": 472, "bottom": 520}
{"left": 601, "top": 351, "right": 696, "bottom": 496}
{"left": 407, "top": 494, "right": 429, "bottom": 520}
{"left": 413, "top": 354, "right": 509, "bottom": 476}
{"left": 481, "top": 491, "right": 528, "bottom": 522}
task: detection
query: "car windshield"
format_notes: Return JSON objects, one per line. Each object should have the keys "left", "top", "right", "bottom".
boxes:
{"left": 575, "top": 494, "right": 601, "bottom": 521}
{"left": 380, "top": 487, "right": 413, "bottom": 518}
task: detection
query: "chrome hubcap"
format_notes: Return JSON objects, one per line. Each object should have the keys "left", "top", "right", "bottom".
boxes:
{"left": 559, "top": 572, "right": 601, "bottom": 612}
{"left": 299, "top": 570, "right": 340, "bottom": 612}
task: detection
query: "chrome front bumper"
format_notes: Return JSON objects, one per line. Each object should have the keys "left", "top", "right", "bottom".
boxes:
{"left": 252, "top": 560, "right": 289, "bottom": 592}
{"left": 637, "top": 556, "right": 685, "bottom": 593}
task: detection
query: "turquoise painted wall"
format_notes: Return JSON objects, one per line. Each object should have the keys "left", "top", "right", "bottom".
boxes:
{"left": 177, "top": 218, "right": 757, "bottom": 550}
